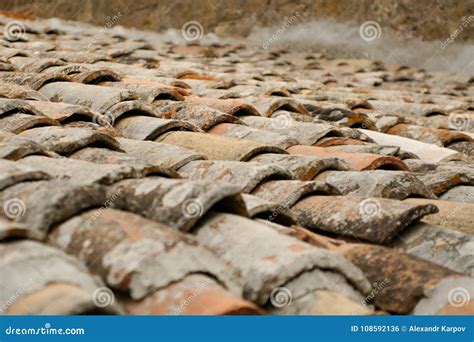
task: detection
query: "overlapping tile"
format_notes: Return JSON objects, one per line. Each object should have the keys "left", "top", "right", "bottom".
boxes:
{"left": 0, "top": 240, "right": 121, "bottom": 314}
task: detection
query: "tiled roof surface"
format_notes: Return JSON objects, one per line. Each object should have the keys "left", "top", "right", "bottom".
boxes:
{"left": 0, "top": 16, "right": 473, "bottom": 316}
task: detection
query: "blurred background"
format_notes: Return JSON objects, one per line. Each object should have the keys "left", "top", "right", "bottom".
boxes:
{"left": 1, "top": 0, "right": 473, "bottom": 72}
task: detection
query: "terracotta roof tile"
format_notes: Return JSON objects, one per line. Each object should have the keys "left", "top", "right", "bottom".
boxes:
{"left": 251, "top": 153, "right": 354, "bottom": 180}
{"left": 0, "top": 112, "right": 57, "bottom": 133}
{"left": 5, "top": 283, "right": 121, "bottom": 315}
{"left": 387, "top": 123, "right": 472, "bottom": 147}
{"left": 157, "top": 131, "right": 286, "bottom": 161}
{"left": 316, "top": 170, "right": 436, "bottom": 199}
{"left": 270, "top": 289, "right": 374, "bottom": 315}
{"left": 324, "top": 143, "right": 403, "bottom": 156}
{"left": 439, "top": 185, "right": 474, "bottom": 203}
{"left": 0, "top": 98, "right": 45, "bottom": 115}
{"left": 208, "top": 122, "right": 298, "bottom": 149}
{"left": 449, "top": 141, "right": 474, "bottom": 157}
{"left": 105, "top": 177, "right": 246, "bottom": 231}
{"left": 405, "top": 159, "right": 474, "bottom": 182}
{"left": 404, "top": 198, "right": 474, "bottom": 235}
{"left": 102, "top": 81, "right": 185, "bottom": 103}
{"left": 10, "top": 56, "right": 65, "bottom": 73}
{"left": 52, "top": 209, "right": 243, "bottom": 299}
{"left": 412, "top": 277, "right": 474, "bottom": 315}
{"left": 0, "top": 82, "right": 47, "bottom": 100}
{"left": 184, "top": 96, "right": 259, "bottom": 116}
{"left": 240, "top": 194, "right": 296, "bottom": 225}
{"left": 70, "top": 69, "right": 121, "bottom": 84}
{"left": 292, "top": 196, "right": 437, "bottom": 243}
{"left": 114, "top": 115, "right": 199, "bottom": 140}
{"left": 178, "top": 160, "right": 291, "bottom": 193}
{"left": 0, "top": 132, "right": 57, "bottom": 160}
{"left": 337, "top": 243, "right": 466, "bottom": 314}
{"left": 19, "top": 126, "right": 121, "bottom": 154}
{"left": 241, "top": 116, "right": 347, "bottom": 146}
{"left": 392, "top": 222, "right": 473, "bottom": 276}
{"left": 0, "top": 47, "right": 29, "bottom": 59}
{"left": 0, "top": 158, "right": 50, "bottom": 190}
{"left": 69, "top": 147, "right": 178, "bottom": 178}
{"left": 367, "top": 100, "right": 447, "bottom": 117}
{"left": 155, "top": 101, "right": 242, "bottom": 130}
{"left": 0, "top": 71, "right": 70, "bottom": 90}
{"left": 362, "top": 129, "right": 464, "bottom": 162}
{"left": 252, "top": 180, "right": 333, "bottom": 206}
{"left": 0, "top": 240, "right": 121, "bottom": 315}
{"left": 194, "top": 212, "right": 371, "bottom": 305}
{"left": 123, "top": 274, "right": 262, "bottom": 315}
{"left": 0, "top": 179, "right": 105, "bottom": 235}
{"left": 415, "top": 171, "right": 471, "bottom": 196}
{"left": 241, "top": 96, "right": 310, "bottom": 117}
{"left": 39, "top": 82, "right": 137, "bottom": 113}
{"left": 27, "top": 100, "right": 104, "bottom": 123}
{"left": 287, "top": 145, "right": 410, "bottom": 171}
{"left": 117, "top": 138, "right": 206, "bottom": 170}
